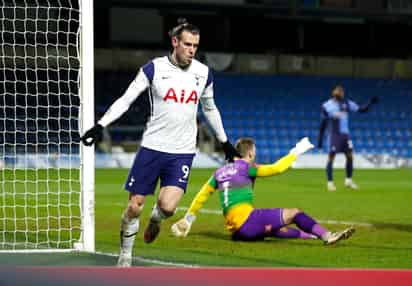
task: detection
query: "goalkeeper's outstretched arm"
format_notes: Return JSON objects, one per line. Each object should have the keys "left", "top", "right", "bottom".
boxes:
{"left": 187, "top": 177, "right": 216, "bottom": 216}
{"left": 253, "top": 137, "right": 314, "bottom": 177}
{"left": 171, "top": 177, "right": 217, "bottom": 237}
{"left": 254, "top": 153, "right": 297, "bottom": 177}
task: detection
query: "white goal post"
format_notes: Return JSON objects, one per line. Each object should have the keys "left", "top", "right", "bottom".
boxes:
{"left": 0, "top": 0, "right": 94, "bottom": 252}
{"left": 80, "top": 0, "right": 95, "bottom": 253}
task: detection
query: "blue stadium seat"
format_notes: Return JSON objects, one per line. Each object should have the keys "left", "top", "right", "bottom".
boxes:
{"left": 88, "top": 72, "right": 412, "bottom": 158}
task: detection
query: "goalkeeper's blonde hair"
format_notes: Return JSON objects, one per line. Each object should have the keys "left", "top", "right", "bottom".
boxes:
{"left": 235, "top": 137, "right": 255, "bottom": 158}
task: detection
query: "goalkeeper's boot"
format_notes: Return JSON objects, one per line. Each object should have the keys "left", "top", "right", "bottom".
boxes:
{"left": 324, "top": 227, "right": 355, "bottom": 245}
{"left": 344, "top": 178, "right": 359, "bottom": 190}
{"left": 327, "top": 181, "right": 337, "bottom": 192}
{"left": 143, "top": 219, "right": 161, "bottom": 243}
{"left": 117, "top": 250, "right": 132, "bottom": 267}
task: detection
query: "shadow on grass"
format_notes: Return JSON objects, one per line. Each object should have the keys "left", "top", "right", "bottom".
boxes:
{"left": 345, "top": 242, "right": 412, "bottom": 252}
{"left": 194, "top": 230, "right": 230, "bottom": 240}
{"left": 371, "top": 221, "right": 412, "bottom": 233}
{"left": 182, "top": 247, "right": 310, "bottom": 267}
{"left": 195, "top": 231, "right": 319, "bottom": 246}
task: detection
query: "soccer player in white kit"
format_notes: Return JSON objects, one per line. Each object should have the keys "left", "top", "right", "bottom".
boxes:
{"left": 81, "top": 19, "right": 240, "bottom": 267}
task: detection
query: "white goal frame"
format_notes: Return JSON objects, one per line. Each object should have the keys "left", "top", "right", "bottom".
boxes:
{"left": 0, "top": 0, "right": 95, "bottom": 253}
{"left": 79, "top": 0, "right": 95, "bottom": 253}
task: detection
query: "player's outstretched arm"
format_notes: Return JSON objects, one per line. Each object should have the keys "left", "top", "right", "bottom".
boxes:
{"left": 199, "top": 71, "right": 240, "bottom": 162}
{"left": 358, "top": 96, "right": 378, "bottom": 113}
{"left": 81, "top": 68, "right": 150, "bottom": 146}
{"left": 255, "top": 137, "right": 314, "bottom": 177}
{"left": 200, "top": 96, "right": 240, "bottom": 161}
{"left": 171, "top": 177, "right": 217, "bottom": 237}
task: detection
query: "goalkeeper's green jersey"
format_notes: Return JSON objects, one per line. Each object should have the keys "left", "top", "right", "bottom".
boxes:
{"left": 209, "top": 159, "right": 257, "bottom": 214}
{"left": 187, "top": 154, "right": 297, "bottom": 232}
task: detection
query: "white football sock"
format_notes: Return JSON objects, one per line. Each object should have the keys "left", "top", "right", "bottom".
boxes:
{"left": 120, "top": 211, "right": 139, "bottom": 255}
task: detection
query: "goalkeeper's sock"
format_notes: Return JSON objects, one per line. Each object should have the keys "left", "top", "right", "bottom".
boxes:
{"left": 273, "top": 227, "right": 316, "bottom": 240}
{"left": 293, "top": 212, "right": 328, "bottom": 239}
{"left": 120, "top": 211, "right": 139, "bottom": 255}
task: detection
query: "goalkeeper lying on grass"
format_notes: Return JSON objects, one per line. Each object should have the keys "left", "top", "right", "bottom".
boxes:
{"left": 172, "top": 137, "right": 354, "bottom": 244}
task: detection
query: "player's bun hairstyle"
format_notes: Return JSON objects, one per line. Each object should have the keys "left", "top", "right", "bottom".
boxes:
{"left": 168, "top": 18, "right": 200, "bottom": 39}
{"left": 235, "top": 138, "right": 255, "bottom": 158}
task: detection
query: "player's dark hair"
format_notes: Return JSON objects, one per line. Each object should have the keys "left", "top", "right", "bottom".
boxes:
{"left": 168, "top": 18, "right": 200, "bottom": 40}
{"left": 235, "top": 138, "right": 255, "bottom": 158}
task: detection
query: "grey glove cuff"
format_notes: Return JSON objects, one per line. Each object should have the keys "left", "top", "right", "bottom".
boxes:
{"left": 184, "top": 213, "right": 196, "bottom": 224}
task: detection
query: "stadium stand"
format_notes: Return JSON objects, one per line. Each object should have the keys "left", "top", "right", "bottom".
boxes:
{"left": 214, "top": 74, "right": 412, "bottom": 162}
{"left": 93, "top": 72, "right": 411, "bottom": 162}
{"left": 2, "top": 71, "right": 411, "bottom": 163}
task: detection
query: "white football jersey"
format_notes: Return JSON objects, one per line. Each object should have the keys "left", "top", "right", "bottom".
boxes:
{"left": 98, "top": 56, "right": 226, "bottom": 154}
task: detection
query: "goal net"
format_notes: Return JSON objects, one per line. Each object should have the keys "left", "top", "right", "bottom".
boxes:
{"left": 0, "top": 0, "right": 94, "bottom": 252}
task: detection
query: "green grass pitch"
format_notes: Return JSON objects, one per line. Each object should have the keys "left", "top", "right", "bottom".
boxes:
{"left": 1, "top": 168, "right": 411, "bottom": 268}
{"left": 95, "top": 168, "right": 412, "bottom": 268}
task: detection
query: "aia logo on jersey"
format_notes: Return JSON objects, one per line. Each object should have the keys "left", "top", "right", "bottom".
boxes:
{"left": 163, "top": 88, "right": 198, "bottom": 104}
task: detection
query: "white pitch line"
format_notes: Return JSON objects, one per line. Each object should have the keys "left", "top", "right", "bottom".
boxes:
{"left": 177, "top": 207, "right": 221, "bottom": 215}
{"left": 95, "top": 251, "right": 199, "bottom": 268}
{"left": 317, "top": 220, "right": 373, "bottom": 227}
{"left": 176, "top": 207, "right": 374, "bottom": 228}
{"left": 93, "top": 207, "right": 372, "bottom": 268}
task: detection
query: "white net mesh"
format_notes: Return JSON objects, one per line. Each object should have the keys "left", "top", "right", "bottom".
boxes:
{"left": 0, "top": 0, "right": 81, "bottom": 250}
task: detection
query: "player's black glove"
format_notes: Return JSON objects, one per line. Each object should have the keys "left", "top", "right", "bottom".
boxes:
{"left": 317, "top": 140, "right": 322, "bottom": 149}
{"left": 221, "top": 140, "right": 240, "bottom": 162}
{"left": 80, "top": 124, "right": 104, "bottom": 146}
{"left": 359, "top": 96, "right": 379, "bottom": 113}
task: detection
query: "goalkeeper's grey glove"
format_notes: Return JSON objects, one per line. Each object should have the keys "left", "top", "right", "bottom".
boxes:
{"left": 289, "top": 137, "right": 314, "bottom": 156}
{"left": 171, "top": 213, "right": 196, "bottom": 237}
